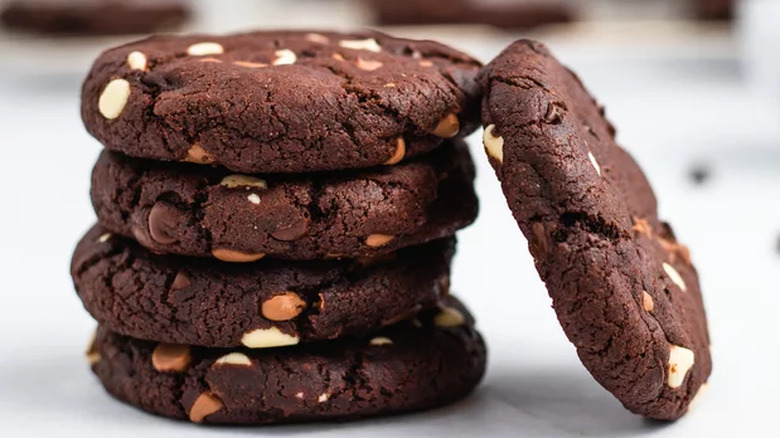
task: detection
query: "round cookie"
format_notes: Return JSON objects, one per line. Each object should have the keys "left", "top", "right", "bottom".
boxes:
{"left": 91, "top": 140, "right": 477, "bottom": 261}
{"left": 81, "top": 30, "right": 481, "bottom": 173}
{"left": 87, "top": 297, "right": 486, "bottom": 425}
{"left": 72, "top": 225, "right": 454, "bottom": 348}
{"left": 478, "top": 40, "right": 711, "bottom": 420}
{"left": 1, "top": 0, "right": 189, "bottom": 36}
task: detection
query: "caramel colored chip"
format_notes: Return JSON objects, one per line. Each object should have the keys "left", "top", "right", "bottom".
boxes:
{"left": 262, "top": 291, "right": 306, "bottom": 321}
{"left": 356, "top": 58, "right": 383, "bottom": 71}
{"left": 151, "top": 343, "right": 191, "bottom": 373}
{"left": 432, "top": 113, "right": 460, "bottom": 138}
{"left": 365, "top": 234, "right": 395, "bottom": 247}
{"left": 234, "top": 60, "right": 267, "bottom": 68}
{"left": 212, "top": 248, "right": 266, "bottom": 263}
{"left": 85, "top": 330, "right": 100, "bottom": 365}
{"left": 642, "top": 291, "right": 654, "bottom": 312}
{"left": 632, "top": 217, "right": 652, "bottom": 237}
{"left": 383, "top": 138, "right": 406, "bottom": 165}
{"left": 171, "top": 271, "right": 191, "bottom": 290}
{"left": 183, "top": 144, "right": 215, "bottom": 164}
{"left": 188, "top": 391, "right": 223, "bottom": 423}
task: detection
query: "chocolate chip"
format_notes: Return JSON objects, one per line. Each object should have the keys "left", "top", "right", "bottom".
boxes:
{"left": 148, "top": 202, "right": 180, "bottom": 245}
{"left": 271, "top": 216, "right": 311, "bottom": 241}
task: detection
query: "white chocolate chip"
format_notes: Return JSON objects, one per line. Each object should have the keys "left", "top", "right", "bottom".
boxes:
{"left": 295, "top": 392, "right": 305, "bottom": 399}
{"left": 273, "top": 49, "right": 297, "bottom": 66}
{"left": 241, "top": 327, "right": 300, "bottom": 349}
{"left": 126, "top": 51, "right": 147, "bottom": 71}
{"left": 483, "top": 124, "right": 504, "bottom": 163}
{"left": 339, "top": 38, "right": 381, "bottom": 53}
{"left": 215, "top": 352, "right": 252, "bottom": 366}
{"left": 98, "top": 79, "right": 131, "bottom": 119}
{"left": 220, "top": 175, "right": 268, "bottom": 189}
{"left": 247, "top": 193, "right": 261, "bottom": 204}
{"left": 369, "top": 337, "right": 393, "bottom": 346}
{"left": 667, "top": 345, "right": 695, "bottom": 388}
{"left": 318, "top": 393, "right": 330, "bottom": 403}
{"left": 419, "top": 60, "right": 434, "bottom": 67}
{"left": 97, "top": 233, "right": 112, "bottom": 243}
{"left": 588, "top": 150, "right": 601, "bottom": 176}
{"left": 663, "top": 262, "right": 687, "bottom": 292}
{"left": 305, "top": 33, "right": 330, "bottom": 44}
{"left": 187, "top": 42, "right": 224, "bottom": 56}
{"left": 434, "top": 307, "right": 465, "bottom": 328}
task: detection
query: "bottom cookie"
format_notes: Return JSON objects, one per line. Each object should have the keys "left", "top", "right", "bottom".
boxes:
{"left": 89, "top": 297, "right": 486, "bottom": 425}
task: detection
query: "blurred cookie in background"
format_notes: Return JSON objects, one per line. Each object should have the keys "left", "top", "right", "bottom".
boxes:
{"left": 365, "top": 0, "right": 576, "bottom": 29}
{"left": 0, "top": 0, "right": 190, "bottom": 36}
{"left": 691, "top": 0, "right": 737, "bottom": 20}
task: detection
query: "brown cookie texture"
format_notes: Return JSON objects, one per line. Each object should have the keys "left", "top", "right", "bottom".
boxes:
{"left": 72, "top": 225, "right": 455, "bottom": 348}
{"left": 90, "top": 140, "right": 477, "bottom": 261}
{"left": 0, "top": 0, "right": 189, "bottom": 36}
{"left": 478, "top": 40, "right": 711, "bottom": 420}
{"left": 88, "top": 297, "right": 486, "bottom": 425}
{"left": 80, "top": 30, "right": 481, "bottom": 173}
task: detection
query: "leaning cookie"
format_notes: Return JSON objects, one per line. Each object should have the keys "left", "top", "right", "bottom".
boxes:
{"left": 478, "top": 40, "right": 711, "bottom": 420}
{"left": 87, "top": 297, "right": 486, "bottom": 425}
{"left": 72, "top": 225, "right": 454, "bottom": 348}
{"left": 91, "top": 140, "right": 477, "bottom": 261}
{"left": 81, "top": 30, "right": 481, "bottom": 173}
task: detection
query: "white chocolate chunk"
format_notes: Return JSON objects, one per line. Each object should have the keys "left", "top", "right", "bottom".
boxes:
{"left": 339, "top": 38, "right": 381, "bottom": 53}
{"left": 98, "top": 79, "right": 131, "bottom": 119}
{"left": 241, "top": 327, "right": 300, "bottom": 348}
{"left": 187, "top": 42, "right": 224, "bottom": 56}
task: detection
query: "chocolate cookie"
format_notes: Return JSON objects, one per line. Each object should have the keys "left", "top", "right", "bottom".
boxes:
{"left": 1, "top": 0, "right": 189, "bottom": 36}
{"left": 369, "top": 0, "right": 576, "bottom": 29}
{"left": 87, "top": 297, "right": 486, "bottom": 424}
{"left": 478, "top": 40, "right": 711, "bottom": 420}
{"left": 72, "top": 225, "right": 454, "bottom": 348}
{"left": 81, "top": 30, "right": 481, "bottom": 173}
{"left": 91, "top": 140, "right": 477, "bottom": 261}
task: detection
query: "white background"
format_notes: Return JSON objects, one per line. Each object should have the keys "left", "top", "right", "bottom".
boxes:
{"left": 1, "top": 1, "right": 779, "bottom": 437}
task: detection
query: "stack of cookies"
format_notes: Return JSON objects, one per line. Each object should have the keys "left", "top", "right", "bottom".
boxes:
{"left": 71, "top": 31, "right": 486, "bottom": 424}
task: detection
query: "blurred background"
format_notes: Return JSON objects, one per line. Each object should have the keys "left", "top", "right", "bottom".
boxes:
{"left": 0, "top": 1, "right": 778, "bottom": 437}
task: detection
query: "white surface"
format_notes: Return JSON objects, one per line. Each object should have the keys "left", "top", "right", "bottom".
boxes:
{"left": 1, "top": 25, "right": 779, "bottom": 438}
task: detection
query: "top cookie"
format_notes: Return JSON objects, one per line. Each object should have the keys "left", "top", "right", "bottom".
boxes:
{"left": 478, "top": 40, "right": 711, "bottom": 420}
{"left": 81, "top": 30, "right": 482, "bottom": 173}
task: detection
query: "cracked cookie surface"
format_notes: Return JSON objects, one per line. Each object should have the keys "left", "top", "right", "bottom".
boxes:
{"left": 81, "top": 30, "right": 481, "bottom": 173}
{"left": 478, "top": 40, "right": 711, "bottom": 420}
{"left": 72, "top": 225, "right": 454, "bottom": 348}
{"left": 90, "top": 140, "right": 477, "bottom": 261}
{"left": 88, "top": 296, "right": 486, "bottom": 424}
